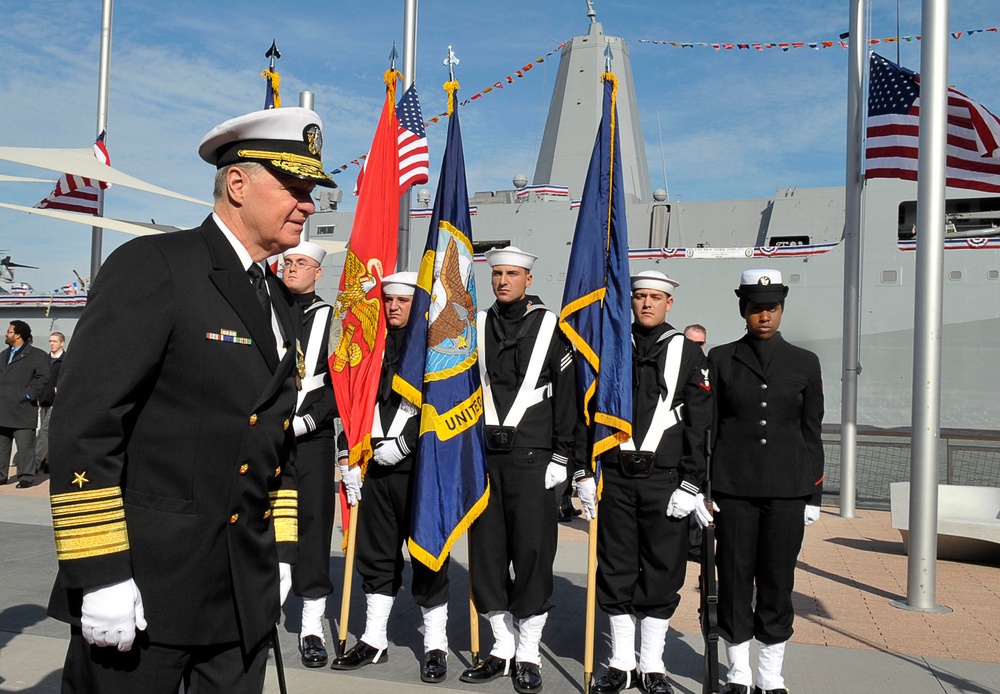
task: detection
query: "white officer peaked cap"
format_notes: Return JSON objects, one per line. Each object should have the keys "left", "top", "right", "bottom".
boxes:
{"left": 382, "top": 271, "right": 419, "bottom": 296}
{"left": 283, "top": 241, "right": 326, "bottom": 265}
{"left": 735, "top": 268, "right": 789, "bottom": 303}
{"left": 630, "top": 270, "right": 680, "bottom": 295}
{"left": 483, "top": 246, "right": 537, "bottom": 270}
{"left": 198, "top": 107, "right": 335, "bottom": 187}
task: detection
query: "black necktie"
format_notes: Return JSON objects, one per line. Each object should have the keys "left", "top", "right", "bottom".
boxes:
{"left": 247, "top": 264, "right": 270, "bottom": 317}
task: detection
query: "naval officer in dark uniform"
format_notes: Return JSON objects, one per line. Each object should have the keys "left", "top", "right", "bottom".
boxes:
{"left": 583, "top": 270, "right": 713, "bottom": 694}
{"left": 47, "top": 106, "right": 335, "bottom": 694}
{"left": 707, "top": 269, "right": 824, "bottom": 694}
{"left": 331, "top": 271, "right": 452, "bottom": 684}
{"left": 281, "top": 240, "right": 339, "bottom": 668}
{"left": 461, "top": 246, "right": 578, "bottom": 694}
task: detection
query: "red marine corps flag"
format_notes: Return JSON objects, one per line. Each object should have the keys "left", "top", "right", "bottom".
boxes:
{"left": 330, "top": 70, "right": 403, "bottom": 468}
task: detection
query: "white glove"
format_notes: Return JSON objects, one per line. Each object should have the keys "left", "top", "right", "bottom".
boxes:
{"left": 339, "top": 463, "right": 362, "bottom": 506}
{"left": 804, "top": 504, "right": 821, "bottom": 526}
{"left": 81, "top": 578, "right": 147, "bottom": 652}
{"left": 666, "top": 488, "right": 699, "bottom": 519}
{"left": 278, "top": 562, "right": 293, "bottom": 607}
{"left": 692, "top": 493, "right": 720, "bottom": 529}
{"left": 373, "top": 437, "right": 409, "bottom": 466}
{"left": 544, "top": 461, "right": 567, "bottom": 489}
{"left": 576, "top": 477, "right": 597, "bottom": 520}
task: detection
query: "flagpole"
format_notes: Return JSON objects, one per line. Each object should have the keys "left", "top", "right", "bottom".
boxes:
{"left": 583, "top": 515, "right": 598, "bottom": 694}
{"left": 91, "top": 0, "right": 114, "bottom": 283}
{"left": 839, "top": 0, "right": 866, "bottom": 519}
{"left": 398, "top": 0, "right": 418, "bottom": 271}
{"left": 337, "top": 500, "right": 361, "bottom": 656}
{"left": 467, "top": 534, "right": 480, "bottom": 666}
{"left": 895, "top": 0, "right": 951, "bottom": 615}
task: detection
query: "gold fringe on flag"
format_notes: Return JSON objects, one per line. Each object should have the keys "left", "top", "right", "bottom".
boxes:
{"left": 444, "top": 80, "right": 460, "bottom": 116}
{"left": 261, "top": 69, "right": 281, "bottom": 108}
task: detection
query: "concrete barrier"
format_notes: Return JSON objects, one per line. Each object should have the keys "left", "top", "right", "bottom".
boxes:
{"left": 889, "top": 482, "right": 1000, "bottom": 562}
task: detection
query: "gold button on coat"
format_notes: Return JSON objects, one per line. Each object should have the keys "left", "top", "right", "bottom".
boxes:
{"left": 263, "top": 509, "right": 271, "bottom": 519}
{"left": 249, "top": 414, "right": 258, "bottom": 425}
{"left": 239, "top": 464, "right": 249, "bottom": 475}
{"left": 283, "top": 419, "right": 290, "bottom": 431}
{"left": 229, "top": 513, "right": 239, "bottom": 524}
{"left": 274, "top": 466, "right": 282, "bottom": 477}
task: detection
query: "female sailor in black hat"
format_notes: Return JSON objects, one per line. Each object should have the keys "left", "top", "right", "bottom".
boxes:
{"left": 706, "top": 269, "right": 825, "bottom": 694}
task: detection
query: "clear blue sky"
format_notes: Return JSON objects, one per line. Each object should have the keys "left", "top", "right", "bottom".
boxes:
{"left": 2, "top": 0, "right": 998, "bottom": 291}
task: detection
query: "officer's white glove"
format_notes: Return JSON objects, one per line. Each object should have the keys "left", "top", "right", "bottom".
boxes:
{"left": 576, "top": 477, "right": 598, "bottom": 520}
{"left": 292, "top": 416, "right": 310, "bottom": 438}
{"left": 804, "top": 504, "right": 821, "bottom": 526}
{"left": 339, "top": 463, "right": 362, "bottom": 506}
{"left": 692, "top": 493, "right": 720, "bottom": 529}
{"left": 666, "top": 488, "right": 699, "bottom": 519}
{"left": 81, "top": 578, "right": 147, "bottom": 652}
{"left": 278, "top": 562, "right": 293, "bottom": 607}
{"left": 373, "top": 437, "right": 409, "bottom": 466}
{"left": 544, "top": 461, "right": 568, "bottom": 489}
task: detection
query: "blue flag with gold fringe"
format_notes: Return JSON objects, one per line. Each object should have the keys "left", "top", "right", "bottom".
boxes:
{"left": 558, "top": 72, "right": 633, "bottom": 476}
{"left": 394, "top": 92, "right": 489, "bottom": 571}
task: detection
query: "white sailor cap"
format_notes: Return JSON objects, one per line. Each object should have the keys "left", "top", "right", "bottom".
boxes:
{"left": 382, "top": 271, "right": 419, "bottom": 296}
{"left": 483, "top": 246, "right": 537, "bottom": 270}
{"left": 198, "top": 107, "right": 335, "bottom": 187}
{"left": 630, "top": 270, "right": 680, "bottom": 295}
{"left": 735, "top": 268, "right": 788, "bottom": 303}
{"left": 282, "top": 241, "right": 326, "bottom": 266}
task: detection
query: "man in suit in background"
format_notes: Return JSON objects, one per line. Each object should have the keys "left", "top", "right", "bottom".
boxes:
{"left": 48, "top": 106, "right": 335, "bottom": 694}
{"left": 0, "top": 320, "right": 48, "bottom": 488}
{"left": 35, "top": 330, "right": 65, "bottom": 473}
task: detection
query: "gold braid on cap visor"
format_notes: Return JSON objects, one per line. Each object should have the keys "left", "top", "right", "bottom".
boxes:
{"left": 237, "top": 149, "right": 332, "bottom": 181}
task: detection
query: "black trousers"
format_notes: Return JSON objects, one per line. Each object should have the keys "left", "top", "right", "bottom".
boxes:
{"left": 292, "top": 432, "right": 338, "bottom": 598}
{"left": 61, "top": 629, "right": 269, "bottom": 694}
{"left": 714, "top": 494, "right": 806, "bottom": 645}
{"left": 596, "top": 465, "right": 687, "bottom": 620}
{"left": 356, "top": 462, "right": 450, "bottom": 607}
{"left": 469, "top": 448, "right": 557, "bottom": 618}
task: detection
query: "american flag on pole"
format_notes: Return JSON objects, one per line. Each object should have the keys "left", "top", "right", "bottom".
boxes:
{"left": 355, "top": 83, "right": 429, "bottom": 196}
{"left": 865, "top": 52, "right": 1000, "bottom": 193}
{"left": 35, "top": 132, "right": 112, "bottom": 215}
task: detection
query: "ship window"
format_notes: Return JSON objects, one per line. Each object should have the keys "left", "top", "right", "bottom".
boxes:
{"left": 881, "top": 270, "right": 899, "bottom": 285}
{"left": 315, "top": 225, "right": 336, "bottom": 236}
{"left": 473, "top": 240, "right": 511, "bottom": 255}
{"left": 788, "top": 273, "right": 801, "bottom": 283}
{"left": 988, "top": 270, "right": 999, "bottom": 281}
{"left": 948, "top": 270, "right": 963, "bottom": 281}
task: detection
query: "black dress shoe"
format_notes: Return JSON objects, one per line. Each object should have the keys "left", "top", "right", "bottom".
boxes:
{"left": 299, "top": 634, "right": 328, "bottom": 668}
{"left": 330, "top": 640, "right": 386, "bottom": 670}
{"left": 641, "top": 672, "right": 674, "bottom": 694}
{"left": 420, "top": 648, "right": 447, "bottom": 683}
{"left": 591, "top": 666, "right": 638, "bottom": 692}
{"left": 459, "top": 655, "right": 511, "bottom": 683}
{"left": 16, "top": 480, "right": 31, "bottom": 489}
{"left": 513, "top": 661, "right": 542, "bottom": 693}
{"left": 721, "top": 685, "right": 750, "bottom": 694}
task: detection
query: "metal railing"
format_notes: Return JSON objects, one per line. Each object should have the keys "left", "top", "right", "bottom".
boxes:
{"left": 822, "top": 427, "right": 1000, "bottom": 508}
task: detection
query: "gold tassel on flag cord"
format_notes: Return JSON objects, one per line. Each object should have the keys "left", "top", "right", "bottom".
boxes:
{"left": 444, "top": 80, "right": 460, "bottom": 116}
{"left": 261, "top": 69, "right": 281, "bottom": 108}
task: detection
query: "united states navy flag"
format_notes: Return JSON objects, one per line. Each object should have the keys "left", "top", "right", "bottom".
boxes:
{"left": 558, "top": 72, "right": 633, "bottom": 478}
{"left": 394, "top": 88, "right": 489, "bottom": 571}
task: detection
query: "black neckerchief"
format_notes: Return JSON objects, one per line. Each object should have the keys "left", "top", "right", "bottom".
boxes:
{"left": 380, "top": 327, "right": 406, "bottom": 403}
{"left": 633, "top": 322, "right": 673, "bottom": 399}
{"left": 488, "top": 296, "right": 535, "bottom": 385}
{"left": 293, "top": 291, "right": 318, "bottom": 307}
